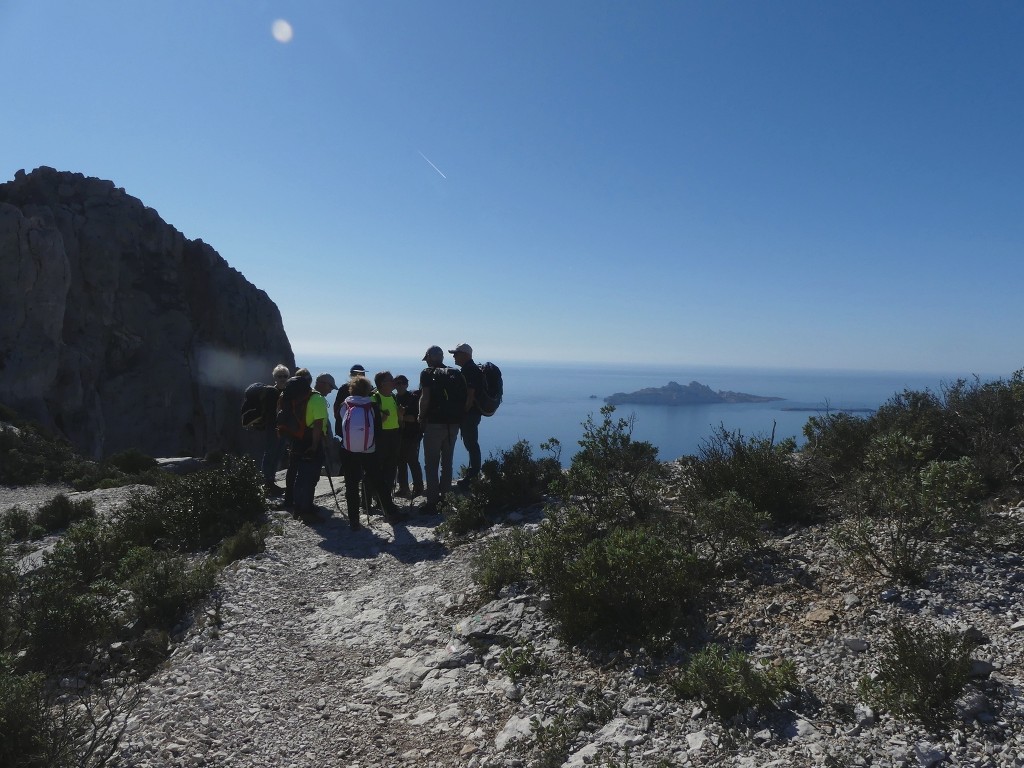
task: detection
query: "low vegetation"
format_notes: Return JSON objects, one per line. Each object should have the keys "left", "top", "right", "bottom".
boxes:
{"left": 0, "top": 438, "right": 269, "bottom": 767}
{"left": 467, "top": 370, "right": 1024, "bottom": 730}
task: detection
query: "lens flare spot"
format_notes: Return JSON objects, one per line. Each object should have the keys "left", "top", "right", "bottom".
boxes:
{"left": 271, "top": 19, "right": 293, "bottom": 43}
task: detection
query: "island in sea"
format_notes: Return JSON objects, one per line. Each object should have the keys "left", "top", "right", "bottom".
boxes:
{"left": 604, "top": 380, "right": 784, "bottom": 406}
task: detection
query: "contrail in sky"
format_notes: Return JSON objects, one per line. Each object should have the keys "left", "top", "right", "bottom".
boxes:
{"left": 418, "top": 151, "right": 447, "bottom": 179}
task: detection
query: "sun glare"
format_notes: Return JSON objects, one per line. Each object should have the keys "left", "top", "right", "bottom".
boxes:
{"left": 271, "top": 19, "right": 293, "bottom": 44}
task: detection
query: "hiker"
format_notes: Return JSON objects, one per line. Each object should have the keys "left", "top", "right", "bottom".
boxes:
{"left": 394, "top": 374, "right": 424, "bottom": 498}
{"left": 449, "top": 343, "right": 485, "bottom": 488}
{"left": 253, "top": 364, "right": 290, "bottom": 496}
{"left": 372, "top": 371, "right": 402, "bottom": 515}
{"left": 338, "top": 375, "right": 382, "bottom": 530}
{"left": 291, "top": 370, "right": 331, "bottom": 517}
{"left": 418, "top": 345, "right": 467, "bottom": 514}
{"left": 332, "top": 363, "right": 368, "bottom": 434}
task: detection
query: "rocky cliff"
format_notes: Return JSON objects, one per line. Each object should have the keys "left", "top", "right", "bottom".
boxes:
{"left": 0, "top": 167, "right": 294, "bottom": 459}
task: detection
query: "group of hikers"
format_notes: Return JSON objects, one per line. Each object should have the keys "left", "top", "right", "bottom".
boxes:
{"left": 242, "top": 344, "right": 499, "bottom": 531}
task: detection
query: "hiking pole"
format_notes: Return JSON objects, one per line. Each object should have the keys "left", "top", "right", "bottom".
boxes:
{"left": 321, "top": 440, "right": 345, "bottom": 517}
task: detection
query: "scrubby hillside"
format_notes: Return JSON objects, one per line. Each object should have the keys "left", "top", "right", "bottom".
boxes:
{"left": 3, "top": 373, "right": 1024, "bottom": 766}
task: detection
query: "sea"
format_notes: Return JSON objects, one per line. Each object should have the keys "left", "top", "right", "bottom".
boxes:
{"left": 297, "top": 356, "right": 998, "bottom": 469}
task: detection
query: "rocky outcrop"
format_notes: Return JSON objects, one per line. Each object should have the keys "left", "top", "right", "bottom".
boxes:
{"left": 606, "top": 380, "right": 784, "bottom": 406}
{"left": 0, "top": 167, "right": 294, "bottom": 459}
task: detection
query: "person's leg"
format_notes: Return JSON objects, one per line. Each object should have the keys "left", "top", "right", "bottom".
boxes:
{"left": 460, "top": 411, "right": 482, "bottom": 481}
{"left": 283, "top": 442, "right": 299, "bottom": 507}
{"left": 396, "top": 435, "right": 411, "bottom": 494}
{"left": 410, "top": 435, "right": 424, "bottom": 495}
{"left": 439, "top": 424, "right": 460, "bottom": 498}
{"left": 342, "top": 450, "right": 362, "bottom": 528}
{"left": 422, "top": 424, "right": 442, "bottom": 505}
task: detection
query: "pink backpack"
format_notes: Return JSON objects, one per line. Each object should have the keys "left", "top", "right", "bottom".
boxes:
{"left": 341, "top": 396, "right": 376, "bottom": 453}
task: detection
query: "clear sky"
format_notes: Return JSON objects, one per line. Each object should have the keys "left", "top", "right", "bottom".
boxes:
{"left": 2, "top": 1, "right": 1021, "bottom": 374}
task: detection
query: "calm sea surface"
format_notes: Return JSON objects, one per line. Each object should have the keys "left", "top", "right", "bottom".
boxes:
{"left": 297, "top": 356, "right": 997, "bottom": 468}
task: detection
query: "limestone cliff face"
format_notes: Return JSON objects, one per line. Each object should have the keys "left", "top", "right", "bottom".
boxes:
{"left": 0, "top": 167, "right": 295, "bottom": 459}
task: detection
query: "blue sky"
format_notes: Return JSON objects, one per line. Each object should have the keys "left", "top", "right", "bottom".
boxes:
{"left": 2, "top": 1, "right": 1021, "bottom": 374}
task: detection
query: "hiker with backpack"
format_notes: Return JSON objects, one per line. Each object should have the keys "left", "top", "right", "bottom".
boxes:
{"left": 338, "top": 374, "right": 383, "bottom": 530}
{"left": 418, "top": 345, "right": 468, "bottom": 514}
{"left": 394, "top": 374, "right": 424, "bottom": 499}
{"left": 449, "top": 343, "right": 485, "bottom": 488}
{"left": 240, "top": 364, "right": 292, "bottom": 497}
{"left": 372, "top": 371, "right": 403, "bottom": 516}
{"left": 277, "top": 369, "right": 331, "bottom": 518}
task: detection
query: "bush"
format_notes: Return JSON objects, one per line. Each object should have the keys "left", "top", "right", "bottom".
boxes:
{"left": 0, "top": 545, "right": 16, "bottom": 649}
{"left": 801, "top": 410, "right": 877, "bottom": 491}
{"left": 499, "top": 641, "right": 550, "bottom": 682}
{"left": 439, "top": 492, "right": 489, "bottom": 539}
{"left": 531, "top": 515, "right": 704, "bottom": 646}
{"left": 676, "top": 491, "right": 767, "bottom": 569}
{"left": 35, "top": 494, "right": 96, "bottom": 533}
{"left": 218, "top": 522, "right": 268, "bottom": 564}
{"left": 835, "top": 433, "right": 986, "bottom": 585}
{"left": 1, "top": 505, "right": 34, "bottom": 541}
{"left": 126, "top": 553, "right": 217, "bottom": 630}
{"left": 554, "top": 406, "right": 665, "bottom": 524}
{"left": 105, "top": 449, "right": 158, "bottom": 475}
{"left": 472, "top": 528, "right": 532, "bottom": 597}
{"left": 859, "top": 618, "right": 976, "bottom": 726}
{"left": 688, "top": 425, "right": 811, "bottom": 525}
{"left": 473, "top": 440, "right": 562, "bottom": 511}
{"left": 671, "top": 644, "right": 798, "bottom": 720}
{"left": 116, "top": 456, "right": 266, "bottom": 550}
{"left": 0, "top": 660, "right": 68, "bottom": 768}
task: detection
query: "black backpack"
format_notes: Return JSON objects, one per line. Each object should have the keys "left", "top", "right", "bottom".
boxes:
{"left": 241, "top": 383, "right": 278, "bottom": 429}
{"left": 275, "top": 377, "right": 314, "bottom": 441}
{"left": 427, "top": 367, "right": 467, "bottom": 424}
{"left": 477, "top": 362, "right": 504, "bottom": 417}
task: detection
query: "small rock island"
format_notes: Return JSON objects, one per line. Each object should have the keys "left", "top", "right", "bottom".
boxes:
{"left": 605, "top": 380, "right": 784, "bottom": 406}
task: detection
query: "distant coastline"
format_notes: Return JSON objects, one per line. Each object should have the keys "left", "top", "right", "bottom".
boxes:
{"left": 605, "top": 380, "right": 783, "bottom": 407}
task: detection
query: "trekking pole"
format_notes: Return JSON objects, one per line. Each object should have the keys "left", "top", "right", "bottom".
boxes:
{"left": 321, "top": 440, "right": 345, "bottom": 517}
{"left": 360, "top": 470, "right": 372, "bottom": 527}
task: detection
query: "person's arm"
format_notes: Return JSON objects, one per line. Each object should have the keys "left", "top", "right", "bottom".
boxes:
{"left": 418, "top": 389, "right": 430, "bottom": 424}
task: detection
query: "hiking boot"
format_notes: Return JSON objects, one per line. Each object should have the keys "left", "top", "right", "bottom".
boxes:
{"left": 265, "top": 483, "right": 285, "bottom": 498}
{"left": 349, "top": 519, "right": 362, "bottom": 531}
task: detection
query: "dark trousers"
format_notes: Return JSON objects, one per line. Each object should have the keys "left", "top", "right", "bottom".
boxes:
{"left": 375, "top": 429, "right": 401, "bottom": 505}
{"left": 460, "top": 410, "right": 483, "bottom": 479}
{"left": 398, "top": 431, "right": 424, "bottom": 492}
{"left": 342, "top": 449, "right": 378, "bottom": 525}
{"left": 261, "top": 429, "right": 287, "bottom": 485}
{"left": 293, "top": 447, "right": 322, "bottom": 513}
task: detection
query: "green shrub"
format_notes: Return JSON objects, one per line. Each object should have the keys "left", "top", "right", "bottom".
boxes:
{"left": 35, "top": 494, "right": 96, "bottom": 533}
{"left": 688, "top": 426, "right": 811, "bottom": 525}
{"left": 671, "top": 644, "right": 798, "bottom": 720}
{"left": 859, "top": 619, "right": 976, "bottom": 726}
{"left": 531, "top": 514, "right": 704, "bottom": 646}
{"left": 500, "top": 641, "right": 550, "bottom": 682}
{"left": 43, "top": 518, "right": 126, "bottom": 589}
{"left": 1, "top": 505, "right": 34, "bottom": 540}
{"left": 126, "top": 553, "right": 217, "bottom": 630}
{"left": 20, "top": 572, "right": 115, "bottom": 672}
{"left": 836, "top": 433, "right": 986, "bottom": 585}
{"left": 218, "top": 522, "right": 268, "bottom": 564}
{"left": 106, "top": 448, "right": 158, "bottom": 475}
{"left": 0, "top": 660, "right": 69, "bottom": 768}
{"left": 474, "top": 440, "right": 562, "bottom": 511}
{"left": 554, "top": 406, "right": 665, "bottom": 524}
{"left": 472, "top": 528, "right": 533, "bottom": 597}
{"left": 801, "top": 410, "right": 877, "bottom": 490}
{"left": 116, "top": 456, "right": 266, "bottom": 550}
{"left": 0, "top": 545, "right": 16, "bottom": 648}
{"left": 439, "top": 492, "right": 489, "bottom": 539}
{"left": 676, "top": 491, "right": 767, "bottom": 568}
